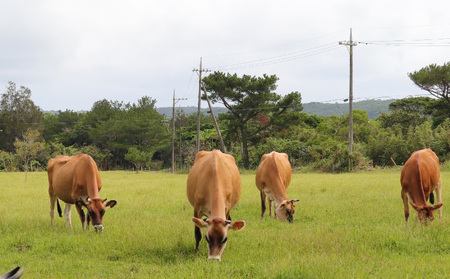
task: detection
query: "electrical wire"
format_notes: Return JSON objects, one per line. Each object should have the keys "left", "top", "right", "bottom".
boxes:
{"left": 210, "top": 42, "right": 341, "bottom": 71}
{"left": 359, "top": 37, "right": 450, "bottom": 47}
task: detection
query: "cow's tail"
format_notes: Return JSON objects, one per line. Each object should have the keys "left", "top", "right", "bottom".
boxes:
{"left": 57, "top": 199, "right": 62, "bottom": 218}
{"left": 430, "top": 192, "right": 435, "bottom": 204}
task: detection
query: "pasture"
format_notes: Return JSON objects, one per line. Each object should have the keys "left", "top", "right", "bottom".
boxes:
{"left": 0, "top": 170, "right": 449, "bottom": 278}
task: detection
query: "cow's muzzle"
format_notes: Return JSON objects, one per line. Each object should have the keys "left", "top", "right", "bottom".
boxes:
{"left": 208, "top": 255, "right": 221, "bottom": 261}
{"left": 94, "top": 225, "right": 104, "bottom": 232}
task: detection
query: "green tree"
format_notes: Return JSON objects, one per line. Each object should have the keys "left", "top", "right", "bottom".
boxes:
{"left": 377, "top": 97, "right": 433, "bottom": 133}
{"left": 388, "top": 97, "right": 433, "bottom": 113}
{"left": 125, "top": 147, "right": 152, "bottom": 173}
{"left": 431, "top": 118, "right": 450, "bottom": 160}
{"left": 87, "top": 97, "right": 169, "bottom": 169}
{"left": 408, "top": 63, "right": 450, "bottom": 127}
{"left": 43, "top": 110, "right": 88, "bottom": 147}
{"left": 0, "top": 81, "right": 43, "bottom": 152}
{"left": 366, "top": 125, "right": 409, "bottom": 166}
{"left": 14, "top": 128, "right": 45, "bottom": 182}
{"left": 203, "top": 72, "right": 302, "bottom": 168}
{"left": 0, "top": 150, "right": 16, "bottom": 172}
{"left": 408, "top": 62, "right": 450, "bottom": 103}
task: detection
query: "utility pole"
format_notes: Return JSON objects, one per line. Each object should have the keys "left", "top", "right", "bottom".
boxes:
{"left": 201, "top": 82, "right": 227, "bottom": 153}
{"left": 192, "top": 57, "right": 211, "bottom": 154}
{"left": 179, "top": 107, "right": 182, "bottom": 170}
{"left": 339, "top": 28, "right": 357, "bottom": 154}
{"left": 172, "top": 90, "right": 187, "bottom": 174}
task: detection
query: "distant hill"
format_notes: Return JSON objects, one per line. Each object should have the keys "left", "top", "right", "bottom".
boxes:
{"left": 157, "top": 99, "right": 396, "bottom": 120}
{"left": 303, "top": 99, "right": 396, "bottom": 119}
{"left": 44, "top": 99, "right": 395, "bottom": 120}
{"left": 156, "top": 106, "right": 228, "bottom": 118}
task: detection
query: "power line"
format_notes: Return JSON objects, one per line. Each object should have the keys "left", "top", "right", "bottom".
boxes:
{"left": 210, "top": 42, "right": 341, "bottom": 71}
{"left": 183, "top": 71, "right": 197, "bottom": 100}
{"left": 204, "top": 28, "right": 348, "bottom": 59}
{"left": 359, "top": 37, "right": 450, "bottom": 47}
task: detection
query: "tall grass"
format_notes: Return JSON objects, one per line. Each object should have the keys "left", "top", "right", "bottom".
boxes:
{"left": 0, "top": 170, "right": 448, "bottom": 278}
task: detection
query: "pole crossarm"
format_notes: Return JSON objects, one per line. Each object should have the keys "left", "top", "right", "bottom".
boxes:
{"left": 338, "top": 41, "right": 358, "bottom": 46}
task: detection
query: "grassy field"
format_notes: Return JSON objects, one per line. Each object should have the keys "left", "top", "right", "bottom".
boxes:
{"left": 0, "top": 170, "right": 449, "bottom": 278}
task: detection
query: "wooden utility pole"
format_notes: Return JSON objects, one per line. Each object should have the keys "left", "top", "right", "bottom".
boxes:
{"left": 172, "top": 90, "right": 187, "bottom": 173}
{"left": 179, "top": 108, "right": 183, "bottom": 170}
{"left": 193, "top": 57, "right": 210, "bottom": 154}
{"left": 201, "top": 82, "right": 227, "bottom": 153}
{"left": 339, "top": 28, "right": 357, "bottom": 154}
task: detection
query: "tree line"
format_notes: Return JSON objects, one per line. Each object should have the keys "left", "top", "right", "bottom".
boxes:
{"left": 1, "top": 62, "right": 450, "bottom": 173}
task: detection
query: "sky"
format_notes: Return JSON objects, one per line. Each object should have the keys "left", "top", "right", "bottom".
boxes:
{"left": 1, "top": 0, "right": 450, "bottom": 112}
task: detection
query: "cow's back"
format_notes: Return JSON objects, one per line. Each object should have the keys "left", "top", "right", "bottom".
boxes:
{"left": 48, "top": 154, "right": 101, "bottom": 203}
{"left": 187, "top": 150, "right": 241, "bottom": 210}
{"left": 401, "top": 149, "right": 440, "bottom": 199}
{"left": 256, "top": 152, "right": 291, "bottom": 192}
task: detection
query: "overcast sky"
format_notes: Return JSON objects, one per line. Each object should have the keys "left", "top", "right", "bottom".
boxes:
{"left": 1, "top": 1, "right": 450, "bottom": 112}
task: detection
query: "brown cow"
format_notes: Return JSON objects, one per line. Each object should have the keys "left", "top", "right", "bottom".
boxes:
{"left": 48, "top": 154, "right": 117, "bottom": 232}
{"left": 187, "top": 150, "right": 245, "bottom": 261}
{"left": 256, "top": 151, "right": 299, "bottom": 223}
{"left": 401, "top": 149, "right": 443, "bottom": 223}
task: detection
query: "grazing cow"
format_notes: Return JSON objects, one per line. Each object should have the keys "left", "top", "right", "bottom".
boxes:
{"left": 48, "top": 154, "right": 117, "bottom": 232}
{"left": 187, "top": 150, "right": 246, "bottom": 261}
{"left": 256, "top": 151, "right": 299, "bottom": 223}
{"left": 401, "top": 149, "right": 443, "bottom": 223}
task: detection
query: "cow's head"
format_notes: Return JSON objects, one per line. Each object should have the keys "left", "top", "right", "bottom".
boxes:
{"left": 275, "top": 199, "right": 299, "bottom": 223}
{"left": 192, "top": 217, "right": 245, "bottom": 261}
{"left": 75, "top": 198, "right": 117, "bottom": 232}
{"left": 409, "top": 201, "right": 443, "bottom": 223}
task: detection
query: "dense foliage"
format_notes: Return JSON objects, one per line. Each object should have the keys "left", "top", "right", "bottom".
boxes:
{"left": 1, "top": 66, "right": 450, "bottom": 172}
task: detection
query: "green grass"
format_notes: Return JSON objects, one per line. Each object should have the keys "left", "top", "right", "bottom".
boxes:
{"left": 0, "top": 170, "right": 449, "bottom": 278}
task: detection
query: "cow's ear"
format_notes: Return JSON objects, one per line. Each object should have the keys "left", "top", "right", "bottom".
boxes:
{"left": 75, "top": 199, "right": 87, "bottom": 209}
{"left": 409, "top": 201, "right": 423, "bottom": 211}
{"left": 192, "top": 217, "right": 208, "bottom": 228}
{"left": 104, "top": 200, "right": 117, "bottom": 208}
{"left": 290, "top": 199, "right": 300, "bottom": 203}
{"left": 432, "top": 203, "right": 443, "bottom": 211}
{"left": 230, "top": 220, "right": 245, "bottom": 231}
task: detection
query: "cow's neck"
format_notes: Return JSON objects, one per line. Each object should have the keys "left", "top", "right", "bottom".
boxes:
{"left": 415, "top": 153, "right": 428, "bottom": 206}
{"left": 270, "top": 177, "right": 289, "bottom": 206}
{"left": 86, "top": 183, "right": 100, "bottom": 199}
{"left": 210, "top": 196, "right": 227, "bottom": 219}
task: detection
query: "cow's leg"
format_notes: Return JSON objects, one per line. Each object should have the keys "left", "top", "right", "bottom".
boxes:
{"left": 436, "top": 178, "right": 443, "bottom": 220}
{"left": 87, "top": 214, "right": 91, "bottom": 229}
{"left": 268, "top": 199, "right": 273, "bottom": 218}
{"left": 401, "top": 189, "right": 410, "bottom": 223}
{"left": 260, "top": 191, "right": 266, "bottom": 219}
{"left": 75, "top": 205, "right": 86, "bottom": 230}
{"left": 194, "top": 226, "right": 201, "bottom": 251}
{"left": 64, "top": 204, "right": 73, "bottom": 228}
{"left": 49, "top": 194, "right": 57, "bottom": 226}
{"left": 193, "top": 207, "right": 202, "bottom": 251}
